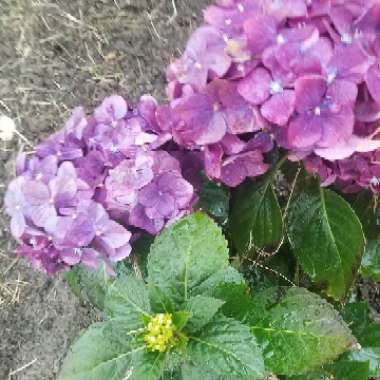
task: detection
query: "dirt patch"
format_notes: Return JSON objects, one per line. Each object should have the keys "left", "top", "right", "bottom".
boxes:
{"left": 0, "top": 1, "right": 208, "bottom": 379}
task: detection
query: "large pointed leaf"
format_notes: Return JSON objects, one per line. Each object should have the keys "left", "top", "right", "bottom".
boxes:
{"left": 188, "top": 315, "right": 265, "bottom": 380}
{"left": 147, "top": 212, "right": 229, "bottom": 305}
{"left": 181, "top": 362, "right": 220, "bottom": 380}
{"left": 288, "top": 182, "right": 365, "bottom": 300}
{"left": 105, "top": 275, "right": 151, "bottom": 325}
{"left": 58, "top": 322, "right": 144, "bottom": 380}
{"left": 342, "top": 301, "right": 380, "bottom": 377}
{"left": 230, "top": 179, "right": 283, "bottom": 255}
{"left": 249, "top": 287, "right": 356, "bottom": 376}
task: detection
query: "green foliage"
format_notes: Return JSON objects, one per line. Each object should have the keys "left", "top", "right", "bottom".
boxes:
{"left": 59, "top": 213, "right": 265, "bottom": 380}
{"left": 287, "top": 180, "right": 365, "bottom": 300}
{"left": 198, "top": 175, "right": 230, "bottom": 227}
{"left": 147, "top": 212, "right": 229, "bottom": 305}
{"left": 342, "top": 301, "right": 380, "bottom": 377}
{"left": 230, "top": 177, "right": 283, "bottom": 256}
{"left": 249, "top": 287, "right": 357, "bottom": 376}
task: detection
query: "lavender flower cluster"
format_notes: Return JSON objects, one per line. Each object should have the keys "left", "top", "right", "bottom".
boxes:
{"left": 6, "top": 0, "right": 380, "bottom": 274}
{"left": 5, "top": 96, "right": 194, "bottom": 274}
{"left": 166, "top": 0, "right": 380, "bottom": 192}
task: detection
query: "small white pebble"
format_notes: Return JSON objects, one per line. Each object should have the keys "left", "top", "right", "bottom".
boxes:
{"left": 0, "top": 115, "right": 16, "bottom": 141}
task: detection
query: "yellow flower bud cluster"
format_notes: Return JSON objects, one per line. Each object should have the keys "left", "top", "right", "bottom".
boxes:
{"left": 144, "top": 313, "right": 176, "bottom": 353}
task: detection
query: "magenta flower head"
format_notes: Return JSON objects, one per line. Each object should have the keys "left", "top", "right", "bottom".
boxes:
{"left": 166, "top": 0, "right": 380, "bottom": 191}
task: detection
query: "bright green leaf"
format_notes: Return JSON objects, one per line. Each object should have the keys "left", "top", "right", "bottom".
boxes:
{"left": 249, "top": 287, "right": 356, "bottom": 375}
{"left": 105, "top": 275, "right": 151, "bottom": 325}
{"left": 230, "top": 179, "right": 283, "bottom": 255}
{"left": 288, "top": 183, "right": 365, "bottom": 300}
{"left": 147, "top": 212, "right": 229, "bottom": 305}
{"left": 58, "top": 322, "right": 144, "bottom": 380}
{"left": 184, "top": 295, "right": 225, "bottom": 333}
{"left": 173, "top": 311, "right": 191, "bottom": 331}
{"left": 188, "top": 315, "right": 265, "bottom": 380}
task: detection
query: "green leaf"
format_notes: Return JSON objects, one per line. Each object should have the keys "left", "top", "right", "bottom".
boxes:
{"left": 181, "top": 361, "right": 220, "bottom": 380}
{"left": 173, "top": 311, "right": 191, "bottom": 331}
{"left": 188, "top": 315, "right": 265, "bottom": 380}
{"left": 249, "top": 287, "right": 356, "bottom": 376}
{"left": 105, "top": 275, "right": 151, "bottom": 325}
{"left": 212, "top": 283, "right": 255, "bottom": 324}
{"left": 198, "top": 175, "right": 230, "bottom": 227}
{"left": 58, "top": 322, "right": 144, "bottom": 380}
{"left": 131, "top": 234, "right": 154, "bottom": 279}
{"left": 361, "top": 239, "right": 380, "bottom": 282}
{"left": 147, "top": 212, "right": 229, "bottom": 305}
{"left": 130, "top": 350, "right": 167, "bottom": 380}
{"left": 342, "top": 301, "right": 380, "bottom": 377}
{"left": 230, "top": 179, "right": 283, "bottom": 255}
{"left": 192, "top": 266, "right": 245, "bottom": 297}
{"left": 287, "top": 355, "right": 370, "bottom": 380}
{"left": 65, "top": 264, "right": 112, "bottom": 310}
{"left": 287, "top": 182, "right": 365, "bottom": 300}
{"left": 184, "top": 295, "right": 225, "bottom": 333}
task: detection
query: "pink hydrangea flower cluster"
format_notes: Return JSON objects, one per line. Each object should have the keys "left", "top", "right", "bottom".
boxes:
{"left": 165, "top": 0, "right": 380, "bottom": 189}
{"left": 4, "top": 95, "right": 194, "bottom": 274}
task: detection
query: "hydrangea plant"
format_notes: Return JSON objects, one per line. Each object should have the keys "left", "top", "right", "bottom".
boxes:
{"left": 3, "top": 0, "right": 380, "bottom": 379}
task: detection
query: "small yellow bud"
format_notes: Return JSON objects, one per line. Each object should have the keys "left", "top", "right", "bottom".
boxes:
{"left": 144, "top": 313, "right": 177, "bottom": 353}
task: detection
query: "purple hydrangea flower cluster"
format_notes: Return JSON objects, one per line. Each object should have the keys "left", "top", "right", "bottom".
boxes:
{"left": 5, "top": 95, "right": 194, "bottom": 274}
{"left": 166, "top": 0, "right": 380, "bottom": 188}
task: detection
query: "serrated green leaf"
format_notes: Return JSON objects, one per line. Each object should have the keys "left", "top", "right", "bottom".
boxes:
{"left": 184, "top": 295, "right": 225, "bottom": 333}
{"left": 130, "top": 350, "right": 167, "bottom": 380}
{"left": 230, "top": 179, "right": 283, "bottom": 255}
{"left": 288, "top": 182, "right": 365, "bottom": 300}
{"left": 342, "top": 301, "right": 380, "bottom": 377}
{"left": 361, "top": 239, "right": 380, "bottom": 282}
{"left": 198, "top": 175, "right": 230, "bottom": 227}
{"left": 249, "top": 287, "right": 356, "bottom": 376}
{"left": 188, "top": 315, "right": 265, "bottom": 380}
{"left": 148, "top": 212, "right": 229, "bottom": 305}
{"left": 105, "top": 275, "right": 151, "bottom": 325}
{"left": 65, "top": 264, "right": 112, "bottom": 310}
{"left": 58, "top": 322, "right": 144, "bottom": 380}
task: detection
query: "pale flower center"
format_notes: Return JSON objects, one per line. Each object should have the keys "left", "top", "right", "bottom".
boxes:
{"left": 237, "top": 3, "right": 245, "bottom": 13}
{"left": 270, "top": 80, "right": 283, "bottom": 94}
{"left": 277, "top": 34, "right": 286, "bottom": 45}
{"left": 370, "top": 176, "right": 380, "bottom": 186}
{"left": 341, "top": 33, "right": 353, "bottom": 44}
{"left": 314, "top": 106, "right": 322, "bottom": 116}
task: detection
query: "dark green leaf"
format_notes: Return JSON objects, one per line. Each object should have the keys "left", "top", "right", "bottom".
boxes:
{"left": 198, "top": 175, "right": 230, "bottom": 227}
{"left": 230, "top": 179, "right": 283, "bottom": 255}
{"left": 361, "top": 239, "right": 380, "bottom": 282}
{"left": 65, "top": 264, "right": 112, "bottom": 310}
{"left": 249, "top": 287, "right": 356, "bottom": 375}
{"left": 287, "top": 355, "right": 370, "bottom": 380}
{"left": 131, "top": 234, "right": 154, "bottom": 279}
{"left": 147, "top": 212, "right": 229, "bottom": 305}
{"left": 184, "top": 295, "right": 224, "bottom": 333}
{"left": 58, "top": 322, "right": 144, "bottom": 380}
{"left": 342, "top": 301, "right": 380, "bottom": 377}
{"left": 188, "top": 315, "right": 265, "bottom": 380}
{"left": 212, "top": 283, "right": 255, "bottom": 324}
{"left": 105, "top": 275, "right": 151, "bottom": 325}
{"left": 173, "top": 311, "right": 191, "bottom": 331}
{"left": 288, "top": 182, "right": 365, "bottom": 300}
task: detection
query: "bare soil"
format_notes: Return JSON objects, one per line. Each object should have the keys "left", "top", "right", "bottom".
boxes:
{"left": 0, "top": 1, "right": 379, "bottom": 379}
